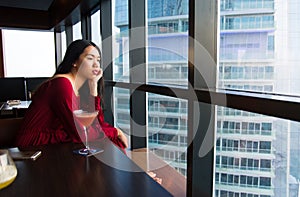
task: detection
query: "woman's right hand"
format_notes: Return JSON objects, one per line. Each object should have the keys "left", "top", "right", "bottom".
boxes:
{"left": 117, "top": 128, "right": 128, "bottom": 149}
{"left": 89, "top": 68, "right": 103, "bottom": 96}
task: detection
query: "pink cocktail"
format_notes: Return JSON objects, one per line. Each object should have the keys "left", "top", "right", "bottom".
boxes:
{"left": 73, "top": 110, "right": 100, "bottom": 155}
{"left": 75, "top": 112, "right": 98, "bottom": 127}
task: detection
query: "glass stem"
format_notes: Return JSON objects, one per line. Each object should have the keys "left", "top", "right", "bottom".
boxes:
{"left": 84, "top": 126, "right": 90, "bottom": 151}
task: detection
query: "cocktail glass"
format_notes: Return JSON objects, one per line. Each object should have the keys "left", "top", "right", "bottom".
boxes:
{"left": 73, "top": 110, "right": 102, "bottom": 155}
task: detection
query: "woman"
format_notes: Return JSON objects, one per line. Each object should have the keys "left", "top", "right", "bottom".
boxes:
{"left": 14, "top": 39, "right": 128, "bottom": 152}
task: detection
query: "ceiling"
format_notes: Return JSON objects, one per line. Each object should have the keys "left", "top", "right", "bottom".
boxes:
{"left": 0, "top": 0, "right": 54, "bottom": 11}
{"left": 0, "top": 0, "right": 99, "bottom": 31}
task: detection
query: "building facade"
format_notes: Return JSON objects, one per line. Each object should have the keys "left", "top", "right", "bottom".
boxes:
{"left": 216, "top": 0, "right": 300, "bottom": 196}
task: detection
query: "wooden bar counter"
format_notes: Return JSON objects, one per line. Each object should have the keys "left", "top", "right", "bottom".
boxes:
{"left": 0, "top": 139, "right": 172, "bottom": 197}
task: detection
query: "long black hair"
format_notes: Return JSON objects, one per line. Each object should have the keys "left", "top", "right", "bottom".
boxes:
{"left": 55, "top": 39, "right": 104, "bottom": 105}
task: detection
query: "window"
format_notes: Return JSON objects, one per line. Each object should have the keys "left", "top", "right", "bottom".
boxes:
{"left": 113, "top": 0, "right": 129, "bottom": 82}
{"left": 148, "top": 94, "right": 188, "bottom": 176}
{"left": 260, "top": 177, "right": 271, "bottom": 188}
{"left": 260, "top": 159, "right": 271, "bottom": 171}
{"left": 73, "top": 22, "right": 82, "bottom": 40}
{"left": 60, "top": 31, "right": 67, "bottom": 60}
{"left": 112, "top": 0, "right": 130, "bottom": 150}
{"left": 91, "top": 9, "right": 101, "bottom": 47}
{"left": 113, "top": 87, "right": 130, "bottom": 147}
{"left": 2, "top": 29, "right": 55, "bottom": 77}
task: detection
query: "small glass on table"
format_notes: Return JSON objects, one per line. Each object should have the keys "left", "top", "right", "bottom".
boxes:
{"left": 73, "top": 110, "right": 103, "bottom": 156}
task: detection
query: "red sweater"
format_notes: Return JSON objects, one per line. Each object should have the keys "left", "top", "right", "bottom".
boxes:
{"left": 14, "top": 77, "right": 125, "bottom": 151}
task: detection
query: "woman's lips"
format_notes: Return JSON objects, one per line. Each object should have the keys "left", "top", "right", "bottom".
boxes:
{"left": 92, "top": 70, "right": 100, "bottom": 75}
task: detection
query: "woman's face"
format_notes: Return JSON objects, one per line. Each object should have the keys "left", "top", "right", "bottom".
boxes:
{"left": 75, "top": 45, "right": 102, "bottom": 80}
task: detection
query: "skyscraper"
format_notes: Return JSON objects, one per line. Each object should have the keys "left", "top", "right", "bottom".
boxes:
{"left": 216, "top": 0, "right": 300, "bottom": 196}
{"left": 216, "top": 0, "right": 276, "bottom": 196}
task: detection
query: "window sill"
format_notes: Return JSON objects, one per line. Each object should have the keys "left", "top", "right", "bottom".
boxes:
{"left": 127, "top": 148, "right": 186, "bottom": 197}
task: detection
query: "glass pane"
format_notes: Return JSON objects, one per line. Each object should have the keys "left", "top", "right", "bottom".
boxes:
{"left": 217, "top": 0, "right": 300, "bottom": 97}
{"left": 91, "top": 9, "right": 102, "bottom": 47}
{"left": 56, "top": 31, "right": 67, "bottom": 63}
{"left": 73, "top": 21, "right": 82, "bottom": 40}
{"left": 216, "top": 1, "right": 300, "bottom": 195}
{"left": 146, "top": 0, "right": 189, "bottom": 185}
{"left": 215, "top": 105, "right": 300, "bottom": 196}
{"left": 2, "top": 29, "right": 55, "bottom": 77}
{"left": 61, "top": 31, "right": 67, "bottom": 58}
{"left": 113, "top": 87, "right": 130, "bottom": 148}
{"left": 147, "top": 0, "right": 189, "bottom": 87}
{"left": 112, "top": 0, "right": 130, "bottom": 150}
{"left": 113, "top": 0, "right": 129, "bottom": 82}
{"left": 148, "top": 93, "right": 188, "bottom": 177}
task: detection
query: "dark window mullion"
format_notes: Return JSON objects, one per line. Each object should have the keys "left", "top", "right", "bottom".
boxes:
{"left": 129, "top": 0, "right": 146, "bottom": 149}
{"left": 81, "top": 15, "right": 92, "bottom": 40}
{"left": 100, "top": 0, "right": 114, "bottom": 125}
{"left": 189, "top": 0, "right": 217, "bottom": 196}
{"left": 65, "top": 25, "right": 73, "bottom": 46}
{"left": 0, "top": 30, "right": 4, "bottom": 77}
{"left": 54, "top": 30, "right": 63, "bottom": 68}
